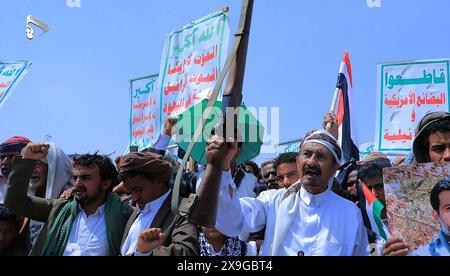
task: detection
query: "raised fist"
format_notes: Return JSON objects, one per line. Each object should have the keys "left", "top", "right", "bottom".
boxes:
{"left": 22, "top": 143, "right": 50, "bottom": 161}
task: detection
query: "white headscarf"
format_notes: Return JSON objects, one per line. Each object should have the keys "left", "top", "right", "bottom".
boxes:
{"left": 39, "top": 143, "right": 73, "bottom": 199}
{"left": 301, "top": 130, "right": 343, "bottom": 166}
{"left": 28, "top": 143, "right": 73, "bottom": 246}
{"left": 269, "top": 130, "right": 343, "bottom": 255}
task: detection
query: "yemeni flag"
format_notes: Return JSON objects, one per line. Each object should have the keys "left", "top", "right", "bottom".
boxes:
{"left": 357, "top": 181, "right": 388, "bottom": 240}
{"left": 335, "top": 51, "right": 359, "bottom": 187}
{"left": 337, "top": 51, "right": 359, "bottom": 164}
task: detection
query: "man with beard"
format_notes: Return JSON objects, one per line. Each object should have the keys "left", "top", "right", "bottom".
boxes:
{"left": 4, "top": 143, "right": 134, "bottom": 256}
{"left": 197, "top": 130, "right": 369, "bottom": 256}
{"left": 0, "top": 136, "right": 31, "bottom": 204}
{"left": 414, "top": 178, "right": 450, "bottom": 256}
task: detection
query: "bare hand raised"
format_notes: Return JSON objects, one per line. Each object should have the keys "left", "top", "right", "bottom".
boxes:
{"left": 22, "top": 143, "right": 50, "bottom": 161}
{"left": 323, "top": 112, "right": 339, "bottom": 140}
{"left": 163, "top": 117, "right": 178, "bottom": 136}
{"left": 206, "top": 135, "right": 237, "bottom": 171}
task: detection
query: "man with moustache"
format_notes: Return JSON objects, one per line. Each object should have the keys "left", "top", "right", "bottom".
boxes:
{"left": 0, "top": 136, "right": 31, "bottom": 204}
{"left": 4, "top": 143, "right": 133, "bottom": 256}
{"left": 414, "top": 178, "right": 450, "bottom": 256}
{"left": 197, "top": 130, "right": 369, "bottom": 256}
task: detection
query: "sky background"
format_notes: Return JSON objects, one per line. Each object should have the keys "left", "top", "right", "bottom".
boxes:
{"left": 1, "top": 0, "right": 449, "bottom": 165}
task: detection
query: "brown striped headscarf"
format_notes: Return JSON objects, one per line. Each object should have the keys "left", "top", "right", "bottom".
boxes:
{"left": 116, "top": 152, "right": 172, "bottom": 183}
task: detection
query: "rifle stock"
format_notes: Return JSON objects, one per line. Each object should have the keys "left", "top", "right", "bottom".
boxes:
{"left": 184, "top": 0, "right": 254, "bottom": 227}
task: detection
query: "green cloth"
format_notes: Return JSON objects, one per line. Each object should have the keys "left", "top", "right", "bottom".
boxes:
{"left": 42, "top": 192, "right": 131, "bottom": 256}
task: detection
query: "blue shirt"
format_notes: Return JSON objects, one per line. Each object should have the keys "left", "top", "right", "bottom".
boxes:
{"left": 414, "top": 232, "right": 450, "bottom": 256}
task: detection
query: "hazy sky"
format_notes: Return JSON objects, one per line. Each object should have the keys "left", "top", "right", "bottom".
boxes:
{"left": 1, "top": 0, "right": 449, "bottom": 164}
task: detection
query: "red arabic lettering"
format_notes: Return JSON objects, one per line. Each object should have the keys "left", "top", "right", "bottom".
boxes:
{"left": 0, "top": 81, "right": 11, "bottom": 89}
{"left": 133, "top": 98, "right": 157, "bottom": 110}
{"left": 163, "top": 98, "right": 186, "bottom": 115}
{"left": 193, "top": 45, "right": 218, "bottom": 67}
{"left": 146, "top": 125, "right": 155, "bottom": 135}
{"left": 385, "top": 92, "right": 446, "bottom": 109}
{"left": 187, "top": 67, "right": 218, "bottom": 85}
{"left": 384, "top": 129, "right": 413, "bottom": 143}
{"left": 133, "top": 129, "right": 145, "bottom": 138}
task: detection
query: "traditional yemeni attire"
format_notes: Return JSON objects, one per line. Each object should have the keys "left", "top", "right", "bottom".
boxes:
{"left": 0, "top": 136, "right": 31, "bottom": 204}
{"left": 5, "top": 156, "right": 133, "bottom": 256}
{"left": 206, "top": 130, "right": 369, "bottom": 256}
{"left": 28, "top": 143, "right": 73, "bottom": 246}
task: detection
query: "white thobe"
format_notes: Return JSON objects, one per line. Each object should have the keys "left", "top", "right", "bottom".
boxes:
{"left": 214, "top": 171, "right": 369, "bottom": 256}
{"left": 197, "top": 170, "right": 258, "bottom": 242}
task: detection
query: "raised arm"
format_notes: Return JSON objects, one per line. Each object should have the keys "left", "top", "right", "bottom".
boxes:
{"left": 4, "top": 143, "right": 55, "bottom": 221}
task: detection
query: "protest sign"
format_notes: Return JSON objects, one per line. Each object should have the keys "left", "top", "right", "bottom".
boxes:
{"left": 129, "top": 74, "right": 160, "bottom": 151}
{"left": 384, "top": 162, "right": 450, "bottom": 253}
{"left": 375, "top": 59, "right": 449, "bottom": 154}
{"left": 275, "top": 139, "right": 302, "bottom": 156}
{"left": 0, "top": 61, "right": 31, "bottom": 110}
{"left": 157, "top": 10, "right": 230, "bottom": 122}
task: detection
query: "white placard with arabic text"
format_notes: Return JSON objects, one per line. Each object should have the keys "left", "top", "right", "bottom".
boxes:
{"left": 157, "top": 10, "right": 230, "bottom": 121}
{"left": 0, "top": 61, "right": 31, "bottom": 110}
{"left": 375, "top": 59, "right": 450, "bottom": 154}
{"left": 129, "top": 74, "right": 160, "bottom": 151}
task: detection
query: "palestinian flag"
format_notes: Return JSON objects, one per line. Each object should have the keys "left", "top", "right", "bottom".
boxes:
{"left": 358, "top": 181, "right": 388, "bottom": 240}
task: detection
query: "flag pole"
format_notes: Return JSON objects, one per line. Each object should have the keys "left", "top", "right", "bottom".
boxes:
{"left": 326, "top": 60, "right": 345, "bottom": 131}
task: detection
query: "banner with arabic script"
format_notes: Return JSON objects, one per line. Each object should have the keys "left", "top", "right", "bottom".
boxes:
{"left": 275, "top": 139, "right": 302, "bottom": 156}
{"left": 157, "top": 10, "right": 230, "bottom": 122}
{"left": 375, "top": 59, "right": 450, "bottom": 154}
{"left": 129, "top": 74, "right": 160, "bottom": 152}
{"left": 0, "top": 61, "right": 31, "bottom": 110}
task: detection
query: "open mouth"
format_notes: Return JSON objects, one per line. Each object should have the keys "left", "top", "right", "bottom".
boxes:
{"left": 75, "top": 188, "right": 86, "bottom": 194}
{"left": 304, "top": 169, "right": 320, "bottom": 177}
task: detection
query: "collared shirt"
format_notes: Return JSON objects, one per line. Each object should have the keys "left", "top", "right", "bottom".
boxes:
{"left": 63, "top": 204, "right": 108, "bottom": 256}
{"left": 121, "top": 190, "right": 171, "bottom": 256}
{"left": 213, "top": 171, "right": 369, "bottom": 256}
{"left": 414, "top": 232, "right": 450, "bottom": 256}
